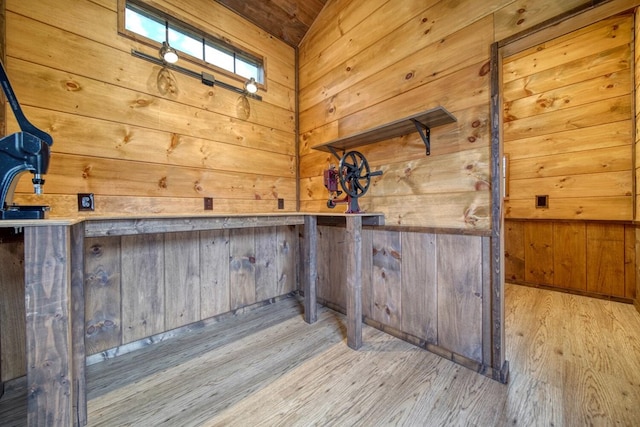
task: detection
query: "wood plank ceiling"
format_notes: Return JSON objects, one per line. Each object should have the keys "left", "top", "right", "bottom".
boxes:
{"left": 213, "top": 0, "right": 328, "bottom": 46}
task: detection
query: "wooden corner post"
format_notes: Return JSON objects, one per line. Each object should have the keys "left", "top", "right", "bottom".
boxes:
{"left": 303, "top": 215, "right": 318, "bottom": 324}
{"left": 346, "top": 216, "right": 362, "bottom": 350}
{"left": 24, "top": 224, "right": 86, "bottom": 426}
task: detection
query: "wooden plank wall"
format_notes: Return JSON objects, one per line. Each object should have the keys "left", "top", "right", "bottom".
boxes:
{"left": 4, "top": 0, "right": 296, "bottom": 217}
{"left": 0, "top": 225, "right": 297, "bottom": 381}
{"left": 298, "top": 0, "right": 596, "bottom": 228}
{"left": 505, "top": 219, "right": 636, "bottom": 300}
{"left": 503, "top": 14, "right": 634, "bottom": 220}
{"left": 84, "top": 225, "right": 298, "bottom": 356}
{"left": 317, "top": 226, "right": 486, "bottom": 364}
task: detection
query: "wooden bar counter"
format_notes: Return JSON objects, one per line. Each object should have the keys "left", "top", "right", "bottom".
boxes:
{"left": 0, "top": 212, "right": 383, "bottom": 426}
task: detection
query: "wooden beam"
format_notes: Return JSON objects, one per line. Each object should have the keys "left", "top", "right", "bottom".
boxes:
{"left": 346, "top": 216, "right": 362, "bottom": 349}
{"left": 24, "top": 225, "right": 83, "bottom": 425}
{"left": 303, "top": 215, "right": 318, "bottom": 324}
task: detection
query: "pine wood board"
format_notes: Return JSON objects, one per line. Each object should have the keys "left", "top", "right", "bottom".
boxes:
{"left": 524, "top": 222, "right": 554, "bottom": 285}
{"left": 299, "top": 0, "right": 506, "bottom": 114}
{"left": 503, "top": 95, "right": 632, "bottom": 141}
{"left": 254, "top": 227, "right": 279, "bottom": 302}
{"left": 121, "top": 233, "right": 165, "bottom": 344}
{"left": 371, "top": 230, "right": 402, "bottom": 329}
{"left": 300, "top": 15, "right": 492, "bottom": 122}
{"left": 436, "top": 234, "right": 483, "bottom": 361}
{"left": 509, "top": 170, "right": 632, "bottom": 200}
{"left": 15, "top": 153, "right": 297, "bottom": 201}
{"left": 493, "top": 0, "right": 592, "bottom": 42}
{"left": 553, "top": 222, "right": 587, "bottom": 291}
{"left": 508, "top": 145, "right": 632, "bottom": 180}
{"left": 503, "top": 15, "right": 632, "bottom": 83}
{"left": 586, "top": 223, "right": 625, "bottom": 297}
{"left": 164, "top": 231, "right": 201, "bottom": 329}
{"left": 504, "top": 71, "right": 631, "bottom": 122}
{"left": 504, "top": 220, "right": 525, "bottom": 282}
{"left": 84, "top": 236, "right": 122, "bottom": 356}
{"left": 504, "top": 121, "right": 632, "bottom": 160}
{"left": 503, "top": 44, "right": 631, "bottom": 102}
{"left": 400, "top": 231, "right": 437, "bottom": 342}
{"left": 336, "top": 61, "right": 490, "bottom": 140}
{"left": 200, "top": 229, "right": 231, "bottom": 318}
{"left": 9, "top": 106, "right": 296, "bottom": 163}
{"left": 506, "top": 196, "right": 632, "bottom": 220}
{"left": 229, "top": 228, "right": 257, "bottom": 310}
{"left": 6, "top": 11, "right": 294, "bottom": 112}
{"left": 0, "top": 241, "right": 26, "bottom": 381}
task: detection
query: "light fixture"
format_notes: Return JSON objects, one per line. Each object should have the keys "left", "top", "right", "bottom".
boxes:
{"left": 244, "top": 77, "right": 258, "bottom": 94}
{"left": 159, "top": 21, "right": 178, "bottom": 64}
{"left": 160, "top": 41, "right": 178, "bottom": 64}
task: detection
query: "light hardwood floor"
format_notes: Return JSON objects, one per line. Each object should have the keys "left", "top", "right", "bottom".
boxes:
{"left": 1, "top": 283, "right": 640, "bottom": 426}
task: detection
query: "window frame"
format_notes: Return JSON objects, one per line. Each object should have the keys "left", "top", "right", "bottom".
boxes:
{"left": 117, "top": 0, "right": 266, "bottom": 88}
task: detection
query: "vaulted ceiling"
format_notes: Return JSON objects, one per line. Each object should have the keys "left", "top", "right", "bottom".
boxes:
{"left": 213, "top": 0, "right": 328, "bottom": 47}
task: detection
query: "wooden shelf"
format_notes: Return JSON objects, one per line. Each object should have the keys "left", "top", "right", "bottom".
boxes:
{"left": 312, "top": 106, "right": 456, "bottom": 154}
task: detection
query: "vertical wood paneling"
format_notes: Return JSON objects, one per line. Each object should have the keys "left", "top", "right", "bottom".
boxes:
{"left": 255, "top": 227, "right": 278, "bottom": 301}
{"left": 436, "top": 234, "right": 483, "bottom": 361}
{"left": 361, "top": 228, "right": 373, "bottom": 320}
{"left": 345, "top": 216, "right": 363, "bottom": 349}
{"left": 165, "top": 232, "right": 200, "bottom": 330}
{"left": 276, "top": 225, "right": 297, "bottom": 295}
{"left": 200, "top": 229, "right": 230, "bottom": 318}
{"left": 504, "top": 220, "right": 525, "bottom": 282}
{"left": 371, "top": 230, "right": 402, "bottom": 330}
{"left": 24, "top": 226, "right": 73, "bottom": 426}
{"left": 624, "top": 225, "right": 636, "bottom": 300}
{"left": 401, "top": 231, "right": 437, "bottom": 343}
{"left": 524, "top": 222, "right": 554, "bottom": 285}
{"left": 84, "top": 236, "right": 121, "bottom": 356}
{"left": 587, "top": 223, "right": 625, "bottom": 297}
{"left": 317, "top": 225, "right": 347, "bottom": 309}
{"left": 303, "top": 217, "right": 318, "bottom": 323}
{"left": 0, "top": 240, "right": 25, "bottom": 381}
{"left": 121, "top": 233, "right": 165, "bottom": 344}
{"left": 553, "top": 222, "right": 586, "bottom": 291}
{"left": 229, "top": 228, "right": 257, "bottom": 309}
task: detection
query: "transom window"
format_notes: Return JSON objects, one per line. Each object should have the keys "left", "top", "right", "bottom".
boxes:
{"left": 119, "top": 0, "right": 264, "bottom": 84}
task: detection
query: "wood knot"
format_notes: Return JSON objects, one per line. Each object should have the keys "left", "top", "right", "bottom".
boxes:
{"left": 82, "top": 165, "right": 92, "bottom": 179}
{"left": 65, "top": 80, "right": 81, "bottom": 91}
{"left": 158, "top": 177, "right": 167, "bottom": 189}
{"left": 90, "top": 244, "right": 103, "bottom": 256}
{"left": 472, "top": 120, "right": 481, "bottom": 128}
{"left": 517, "top": 19, "right": 525, "bottom": 25}
{"left": 468, "top": 136, "right": 477, "bottom": 143}
{"left": 479, "top": 61, "right": 491, "bottom": 76}
{"left": 346, "top": 66, "right": 351, "bottom": 72}
{"left": 249, "top": 256, "right": 256, "bottom": 264}
{"left": 385, "top": 306, "right": 391, "bottom": 315}
{"left": 422, "top": 17, "right": 428, "bottom": 23}
{"left": 255, "top": 194, "right": 262, "bottom": 200}
{"left": 405, "top": 72, "right": 414, "bottom": 80}
{"left": 517, "top": 8, "right": 526, "bottom": 13}
{"left": 194, "top": 182, "right": 203, "bottom": 193}
{"left": 328, "top": 107, "right": 335, "bottom": 114}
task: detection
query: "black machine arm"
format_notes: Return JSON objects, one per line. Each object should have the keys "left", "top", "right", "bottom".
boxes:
{"left": 0, "top": 59, "right": 53, "bottom": 219}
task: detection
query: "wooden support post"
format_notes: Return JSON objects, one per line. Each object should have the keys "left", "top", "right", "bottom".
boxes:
{"left": 346, "top": 216, "right": 362, "bottom": 350}
{"left": 24, "top": 224, "right": 86, "bottom": 426}
{"left": 303, "top": 215, "right": 317, "bottom": 324}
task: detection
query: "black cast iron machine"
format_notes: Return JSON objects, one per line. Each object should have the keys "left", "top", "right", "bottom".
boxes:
{"left": 323, "top": 148, "right": 382, "bottom": 213}
{"left": 0, "top": 59, "right": 53, "bottom": 219}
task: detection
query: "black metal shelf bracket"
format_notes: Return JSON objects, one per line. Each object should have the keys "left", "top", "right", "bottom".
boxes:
{"left": 411, "top": 119, "right": 431, "bottom": 156}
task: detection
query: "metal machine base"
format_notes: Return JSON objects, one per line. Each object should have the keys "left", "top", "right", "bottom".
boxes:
{"left": 1, "top": 205, "right": 50, "bottom": 219}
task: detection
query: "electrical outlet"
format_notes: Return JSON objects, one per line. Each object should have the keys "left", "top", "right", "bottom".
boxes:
{"left": 204, "top": 197, "right": 213, "bottom": 210}
{"left": 77, "top": 193, "right": 95, "bottom": 211}
{"left": 277, "top": 198, "right": 284, "bottom": 209}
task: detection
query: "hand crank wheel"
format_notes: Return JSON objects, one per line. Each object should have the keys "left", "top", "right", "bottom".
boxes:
{"left": 338, "top": 150, "right": 372, "bottom": 199}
